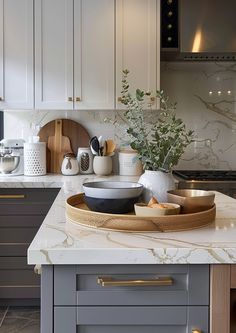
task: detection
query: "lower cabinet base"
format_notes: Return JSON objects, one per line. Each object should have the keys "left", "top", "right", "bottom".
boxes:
{"left": 54, "top": 306, "right": 209, "bottom": 333}
{"left": 0, "top": 298, "right": 40, "bottom": 307}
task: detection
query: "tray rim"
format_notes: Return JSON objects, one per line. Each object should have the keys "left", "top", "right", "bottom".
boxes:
{"left": 66, "top": 193, "right": 216, "bottom": 219}
{"left": 65, "top": 193, "right": 216, "bottom": 233}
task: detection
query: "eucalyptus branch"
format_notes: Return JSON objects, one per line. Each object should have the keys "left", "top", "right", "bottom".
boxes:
{"left": 116, "top": 70, "right": 194, "bottom": 171}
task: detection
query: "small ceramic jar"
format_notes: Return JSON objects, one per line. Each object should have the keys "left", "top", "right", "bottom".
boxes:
{"left": 93, "top": 156, "right": 112, "bottom": 176}
{"left": 118, "top": 149, "right": 143, "bottom": 176}
{"left": 77, "top": 148, "right": 93, "bottom": 174}
{"left": 61, "top": 153, "right": 79, "bottom": 176}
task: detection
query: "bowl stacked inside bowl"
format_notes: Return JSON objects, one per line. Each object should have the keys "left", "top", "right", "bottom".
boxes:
{"left": 83, "top": 181, "right": 143, "bottom": 214}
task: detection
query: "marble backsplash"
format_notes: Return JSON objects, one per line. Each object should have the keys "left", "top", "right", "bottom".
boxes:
{"left": 4, "top": 61, "right": 236, "bottom": 170}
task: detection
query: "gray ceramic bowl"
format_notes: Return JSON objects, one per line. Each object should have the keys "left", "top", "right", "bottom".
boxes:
{"left": 83, "top": 181, "right": 143, "bottom": 199}
{"left": 167, "top": 189, "right": 215, "bottom": 213}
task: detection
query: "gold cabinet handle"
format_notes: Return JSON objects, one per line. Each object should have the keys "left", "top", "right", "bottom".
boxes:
{"left": 68, "top": 97, "right": 73, "bottom": 102}
{"left": 0, "top": 194, "right": 25, "bottom": 199}
{"left": 150, "top": 97, "right": 155, "bottom": 102}
{"left": 192, "top": 330, "right": 202, "bottom": 333}
{"left": 97, "top": 276, "right": 173, "bottom": 287}
{"left": 117, "top": 96, "right": 123, "bottom": 102}
{"left": 76, "top": 97, "right": 81, "bottom": 102}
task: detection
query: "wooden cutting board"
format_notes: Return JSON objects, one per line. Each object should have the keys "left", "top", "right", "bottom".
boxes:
{"left": 38, "top": 119, "right": 90, "bottom": 173}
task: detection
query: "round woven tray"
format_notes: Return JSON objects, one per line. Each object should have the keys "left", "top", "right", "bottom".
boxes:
{"left": 65, "top": 193, "right": 216, "bottom": 233}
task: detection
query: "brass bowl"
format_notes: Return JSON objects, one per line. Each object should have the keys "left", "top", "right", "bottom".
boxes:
{"left": 167, "top": 189, "right": 215, "bottom": 214}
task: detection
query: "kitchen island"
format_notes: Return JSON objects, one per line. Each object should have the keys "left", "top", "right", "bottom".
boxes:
{"left": 1, "top": 174, "right": 236, "bottom": 332}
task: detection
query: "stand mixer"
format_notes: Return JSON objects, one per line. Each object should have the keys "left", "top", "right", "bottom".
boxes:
{"left": 0, "top": 139, "right": 25, "bottom": 176}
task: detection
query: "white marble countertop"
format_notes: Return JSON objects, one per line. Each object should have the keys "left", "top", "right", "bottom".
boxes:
{"left": 1, "top": 173, "right": 236, "bottom": 265}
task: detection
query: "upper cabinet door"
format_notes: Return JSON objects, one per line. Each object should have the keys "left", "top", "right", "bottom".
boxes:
{"left": 74, "top": 0, "right": 115, "bottom": 110}
{"left": 116, "top": 0, "right": 160, "bottom": 108}
{"left": 0, "top": 0, "right": 33, "bottom": 110}
{"left": 35, "top": 0, "right": 74, "bottom": 110}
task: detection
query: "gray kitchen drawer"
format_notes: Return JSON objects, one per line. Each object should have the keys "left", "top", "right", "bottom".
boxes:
{"left": 0, "top": 257, "right": 40, "bottom": 299}
{"left": 0, "top": 226, "right": 38, "bottom": 243}
{"left": 54, "top": 265, "right": 209, "bottom": 306}
{"left": 0, "top": 188, "right": 59, "bottom": 215}
{"left": 54, "top": 306, "right": 209, "bottom": 333}
{"left": 0, "top": 215, "right": 45, "bottom": 227}
{"left": 0, "top": 243, "right": 28, "bottom": 256}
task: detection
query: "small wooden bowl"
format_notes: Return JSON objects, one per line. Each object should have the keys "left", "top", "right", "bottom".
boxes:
{"left": 134, "top": 203, "right": 181, "bottom": 217}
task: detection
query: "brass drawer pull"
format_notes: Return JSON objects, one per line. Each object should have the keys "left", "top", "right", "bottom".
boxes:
{"left": 97, "top": 276, "right": 173, "bottom": 287}
{"left": 68, "top": 97, "right": 73, "bottom": 102}
{"left": 192, "top": 330, "right": 202, "bottom": 333}
{"left": 117, "top": 96, "right": 123, "bottom": 102}
{"left": 0, "top": 194, "right": 25, "bottom": 199}
{"left": 76, "top": 97, "right": 81, "bottom": 102}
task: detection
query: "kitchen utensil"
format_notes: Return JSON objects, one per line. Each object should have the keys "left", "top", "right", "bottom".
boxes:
{"left": 61, "top": 153, "right": 79, "bottom": 176}
{"left": 134, "top": 202, "right": 181, "bottom": 216}
{"left": 83, "top": 181, "right": 143, "bottom": 199}
{"left": 47, "top": 120, "right": 73, "bottom": 173}
{"left": 0, "top": 156, "right": 20, "bottom": 174}
{"left": 0, "top": 139, "right": 25, "bottom": 176}
{"left": 93, "top": 156, "right": 112, "bottom": 175}
{"left": 167, "top": 189, "right": 215, "bottom": 214}
{"left": 90, "top": 136, "right": 100, "bottom": 156}
{"left": 66, "top": 193, "right": 216, "bottom": 232}
{"left": 24, "top": 142, "right": 46, "bottom": 176}
{"left": 77, "top": 148, "right": 94, "bottom": 174}
{"left": 38, "top": 119, "right": 90, "bottom": 172}
{"left": 84, "top": 195, "right": 140, "bottom": 214}
{"left": 102, "top": 140, "right": 107, "bottom": 156}
{"left": 106, "top": 139, "right": 116, "bottom": 155}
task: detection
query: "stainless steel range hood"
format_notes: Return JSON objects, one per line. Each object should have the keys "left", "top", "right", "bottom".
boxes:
{"left": 161, "top": 0, "right": 236, "bottom": 61}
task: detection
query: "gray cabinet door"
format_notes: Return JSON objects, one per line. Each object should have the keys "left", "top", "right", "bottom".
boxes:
{"left": 0, "top": 188, "right": 59, "bottom": 303}
{"left": 54, "top": 264, "right": 209, "bottom": 306}
{"left": 54, "top": 306, "right": 209, "bottom": 333}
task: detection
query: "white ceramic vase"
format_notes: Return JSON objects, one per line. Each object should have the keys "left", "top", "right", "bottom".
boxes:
{"left": 138, "top": 170, "right": 176, "bottom": 203}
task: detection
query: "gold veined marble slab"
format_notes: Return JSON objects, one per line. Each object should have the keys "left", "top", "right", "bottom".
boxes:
{"left": 66, "top": 193, "right": 216, "bottom": 233}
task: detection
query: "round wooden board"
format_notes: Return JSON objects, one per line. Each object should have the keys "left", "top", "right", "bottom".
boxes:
{"left": 38, "top": 119, "right": 90, "bottom": 173}
{"left": 66, "top": 193, "right": 216, "bottom": 233}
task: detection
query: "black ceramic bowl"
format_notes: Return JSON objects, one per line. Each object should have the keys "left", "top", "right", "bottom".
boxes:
{"left": 84, "top": 195, "right": 141, "bottom": 214}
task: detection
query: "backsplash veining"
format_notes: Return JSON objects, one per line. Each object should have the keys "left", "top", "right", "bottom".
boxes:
{"left": 4, "top": 61, "right": 236, "bottom": 170}
{"left": 161, "top": 61, "right": 236, "bottom": 170}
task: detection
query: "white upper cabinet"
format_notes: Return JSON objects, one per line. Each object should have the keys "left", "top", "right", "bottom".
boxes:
{"left": 35, "top": 0, "right": 114, "bottom": 110}
{"left": 35, "top": 0, "right": 74, "bottom": 110}
{"left": 0, "top": 0, "right": 33, "bottom": 110}
{"left": 74, "top": 0, "right": 115, "bottom": 109}
{"left": 116, "top": 0, "right": 160, "bottom": 108}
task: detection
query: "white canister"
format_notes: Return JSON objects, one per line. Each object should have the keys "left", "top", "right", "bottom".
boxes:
{"left": 24, "top": 142, "right": 46, "bottom": 176}
{"left": 77, "top": 148, "right": 93, "bottom": 174}
{"left": 93, "top": 156, "right": 112, "bottom": 176}
{"left": 61, "top": 154, "right": 79, "bottom": 176}
{"left": 118, "top": 149, "right": 143, "bottom": 176}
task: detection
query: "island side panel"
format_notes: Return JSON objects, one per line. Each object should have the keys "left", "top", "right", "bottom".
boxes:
{"left": 210, "top": 265, "right": 230, "bottom": 333}
{"left": 41, "top": 266, "right": 54, "bottom": 333}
